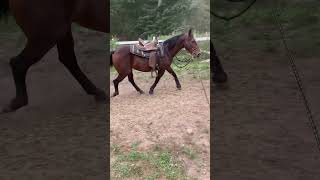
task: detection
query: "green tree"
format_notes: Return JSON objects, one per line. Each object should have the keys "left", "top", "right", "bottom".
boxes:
{"left": 111, "top": 0, "right": 209, "bottom": 40}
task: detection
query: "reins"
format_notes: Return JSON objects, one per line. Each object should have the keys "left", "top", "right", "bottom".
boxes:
{"left": 172, "top": 54, "right": 192, "bottom": 69}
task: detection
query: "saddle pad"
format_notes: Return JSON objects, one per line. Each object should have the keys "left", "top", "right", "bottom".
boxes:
{"left": 130, "top": 44, "right": 164, "bottom": 58}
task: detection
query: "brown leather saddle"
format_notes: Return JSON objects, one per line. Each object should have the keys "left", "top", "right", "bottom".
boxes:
{"left": 138, "top": 38, "right": 158, "bottom": 51}
{"left": 130, "top": 38, "right": 164, "bottom": 77}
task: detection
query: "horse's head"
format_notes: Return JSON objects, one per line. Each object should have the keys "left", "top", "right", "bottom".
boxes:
{"left": 183, "top": 29, "right": 201, "bottom": 58}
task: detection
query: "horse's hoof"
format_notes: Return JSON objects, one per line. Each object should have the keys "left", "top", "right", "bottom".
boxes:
{"left": 94, "top": 90, "right": 107, "bottom": 102}
{"left": 212, "top": 71, "right": 228, "bottom": 84}
{"left": 2, "top": 98, "right": 28, "bottom": 113}
{"left": 149, "top": 90, "right": 154, "bottom": 95}
{"left": 139, "top": 90, "right": 144, "bottom": 94}
{"left": 177, "top": 86, "right": 182, "bottom": 90}
{"left": 111, "top": 92, "right": 119, "bottom": 97}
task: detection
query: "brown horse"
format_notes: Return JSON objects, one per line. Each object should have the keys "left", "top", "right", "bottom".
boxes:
{"left": 0, "top": 0, "right": 108, "bottom": 113}
{"left": 110, "top": 29, "right": 201, "bottom": 96}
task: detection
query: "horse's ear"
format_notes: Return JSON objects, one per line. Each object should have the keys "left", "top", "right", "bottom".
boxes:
{"left": 188, "top": 28, "right": 193, "bottom": 37}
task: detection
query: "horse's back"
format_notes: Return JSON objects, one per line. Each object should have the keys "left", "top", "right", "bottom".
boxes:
{"left": 10, "top": 0, "right": 107, "bottom": 35}
{"left": 11, "top": 0, "right": 73, "bottom": 38}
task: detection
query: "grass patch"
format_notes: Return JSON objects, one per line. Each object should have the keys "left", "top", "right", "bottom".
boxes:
{"left": 181, "top": 146, "right": 197, "bottom": 160}
{"left": 111, "top": 143, "right": 196, "bottom": 180}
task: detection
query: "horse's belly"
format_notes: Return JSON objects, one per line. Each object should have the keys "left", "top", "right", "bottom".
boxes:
{"left": 132, "top": 58, "right": 152, "bottom": 72}
{"left": 72, "top": 0, "right": 108, "bottom": 33}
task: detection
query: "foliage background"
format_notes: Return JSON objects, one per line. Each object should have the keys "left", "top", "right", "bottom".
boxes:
{"left": 111, "top": 0, "right": 210, "bottom": 40}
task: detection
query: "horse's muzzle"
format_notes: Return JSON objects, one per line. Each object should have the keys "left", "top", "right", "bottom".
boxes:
{"left": 193, "top": 52, "right": 201, "bottom": 58}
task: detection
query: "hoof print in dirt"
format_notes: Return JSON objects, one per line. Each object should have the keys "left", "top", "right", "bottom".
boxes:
{"left": 1, "top": 98, "right": 28, "bottom": 113}
{"left": 214, "top": 82, "right": 229, "bottom": 91}
{"left": 1, "top": 107, "right": 11, "bottom": 114}
{"left": 2, "top": 106, "right": 17, "bottom": 114}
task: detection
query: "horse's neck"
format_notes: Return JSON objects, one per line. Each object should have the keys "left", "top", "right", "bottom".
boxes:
{"left": 167, "top": 38, "right": 184, "bottom": 59}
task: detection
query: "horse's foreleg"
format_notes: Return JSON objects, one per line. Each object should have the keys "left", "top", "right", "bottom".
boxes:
{"left": 2, "top": 40, "right": 55, "bottom": 113}
{"left": 149, "top": 69, "right": 165, "bottom": 95}
{"left": 57, "top": 30, "right": 106, "bottom": 102}
{"left": 211, "top": 41, "right": 228, "bottom": 83}
{"left": 128, "top": 72, "right": 144, "bottom": 94}
{"left": 166, "top": 66, "right": 181, "bottom": 90}
{"left": 112, "top": 73, "right": 126, "bottom": 97}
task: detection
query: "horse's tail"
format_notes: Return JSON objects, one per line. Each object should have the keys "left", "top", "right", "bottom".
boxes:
{"left": 0, "top": 0, "right": 10, "bottom": 21}
{"left": 110, "top": 50, "right": 114, "bottom": 67}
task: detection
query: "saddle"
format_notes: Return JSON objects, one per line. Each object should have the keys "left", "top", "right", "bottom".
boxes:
{"left": 137, "top": 37, "right": 158, "bottom": 51}
{"left": 130, "top": 37, "right": 164, "bottom": 77}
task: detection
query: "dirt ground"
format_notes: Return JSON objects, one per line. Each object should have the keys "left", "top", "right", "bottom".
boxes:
{"left": 0, "top": 28, "right": 108, "bottom": 179}
{"left": 212, "top": 48, "right": 320, "bottom": 179}
{"left": 110, "top": 73, "right": 210, "bottom": 179}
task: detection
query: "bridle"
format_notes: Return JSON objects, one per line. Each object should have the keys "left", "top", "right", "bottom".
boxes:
{"left": 184, "top": 37, "right": 200, "bottom": 58}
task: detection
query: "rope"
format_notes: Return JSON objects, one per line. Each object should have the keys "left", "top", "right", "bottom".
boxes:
{"left": 200, "top": 78, "right": 210, "bottom": 105}
{"left": 273, "top": 6, "right": 320, "bottom": 151}
{"left": 211, "top": 0, "right": 257, "bottom": 21}
{"left": 175, "top": 53, "right": 191, "bottom": 63}
{"left": 192, "top": 56, "right": 210, "bottom": 105}
{"left": 172, "top": 52, "right": 209, "bottom": 104}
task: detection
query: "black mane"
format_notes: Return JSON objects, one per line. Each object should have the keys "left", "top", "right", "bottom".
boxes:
{"left": 0, "top": 0, "right": 10, "bottom": 20}
{"left": 163, "top": 33, "right": 184, "bottom": 50}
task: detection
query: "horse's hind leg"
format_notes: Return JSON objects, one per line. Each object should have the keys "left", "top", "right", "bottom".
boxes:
{"left": 2, "top": 40, "right": 56, "bottom": 113}
{"left": 112, "top": 73, "right": 126, "bottom": 97}
{"left": 149, "top": 69, "right": 165, "bottom": 95}
{"left": 166, "top": 66, "right": 181, "bottom": 90}
{"left": 128, "top": 72, "right": 144, "bottom": 94}
{"left": 57, "top": 30, "right": 106, "bottom": 102}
